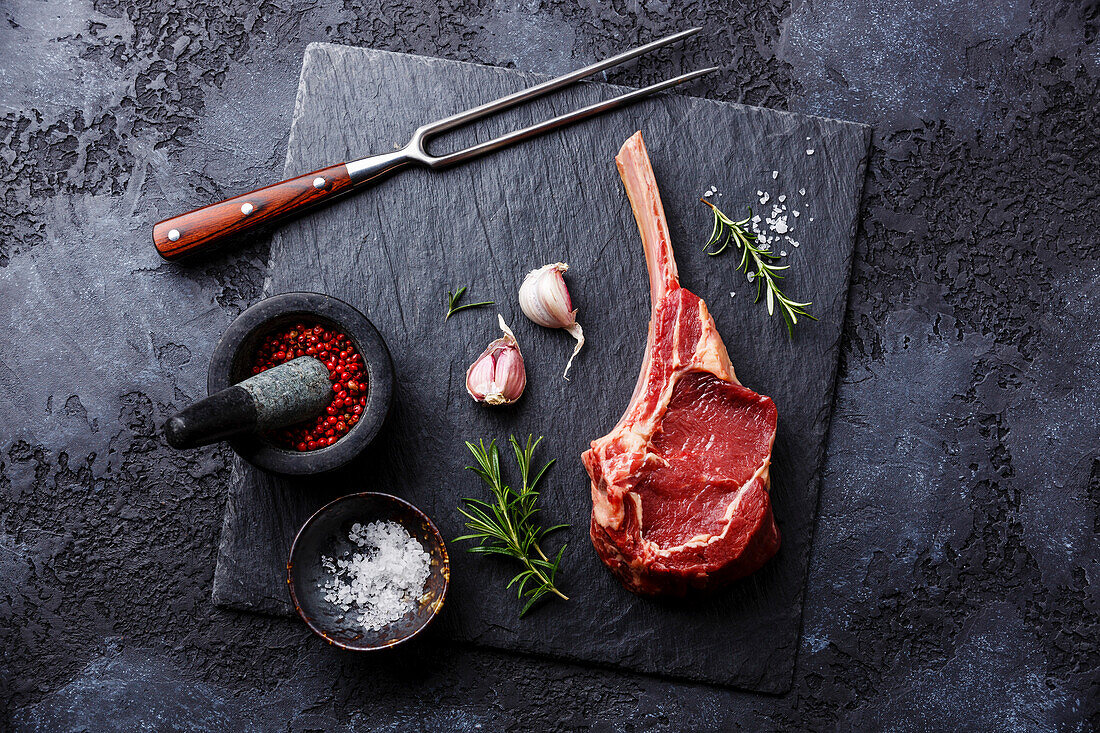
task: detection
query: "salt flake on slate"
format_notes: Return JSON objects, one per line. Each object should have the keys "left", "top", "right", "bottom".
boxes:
{"left": 799, "top": 188, "right": 806, "bottom": 196}
{"left": 780, "top": 250, "right": 788, "bottom": 257}
{"left": 806, "top": 148, "right": 815, "bottom": 155}
{"left": 778, "top": 194, "right": 786, "bottom": 203}
{"left": 772, "top": 170, "right": 778, "bottom": 179}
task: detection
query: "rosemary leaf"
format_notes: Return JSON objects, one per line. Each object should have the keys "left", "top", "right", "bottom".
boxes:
{"left": 445, "top": 285, "right": 494, "bottom": 320}
{"left": 456, "top": 435, "right": 569, "bottom": 616}
{"left": 700, "top": 199, "right": 817, "bottom": 336}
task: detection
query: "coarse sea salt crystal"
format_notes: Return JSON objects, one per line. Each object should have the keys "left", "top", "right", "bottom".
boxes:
{"left": 799, "top": 188, "right": 806, "bottom": 196}
{"left": 778, "top": 194, "right": 786, "bottom": 203}
{"left": 780, "top": 250, "right": 788, "bottom": 256}
{"left": 793, "top": 210, "right": 800, "bottom": 217}
{"left": 806, "top": 148, "right": 815, "bottom": 155}
{"left": 759, "top": 192, "right": 770, "bottom": 205}
{"left": 319, "top": 520, "right": 431, "bottom": 632}
{"left": 772, "top": 170, "right": 779, "bottom": 179}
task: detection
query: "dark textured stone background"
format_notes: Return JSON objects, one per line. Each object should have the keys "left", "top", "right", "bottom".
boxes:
{"left": 1, "top": 0, "right": 1096, "bottom": 730}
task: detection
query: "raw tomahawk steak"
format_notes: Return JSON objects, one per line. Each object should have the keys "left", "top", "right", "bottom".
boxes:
{"left": 582, "top": 132, "right": 781, "bottom": 596}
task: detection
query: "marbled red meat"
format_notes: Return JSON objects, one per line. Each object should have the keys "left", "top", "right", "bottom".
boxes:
{"left": 582, "top": 132, "right": 780, "bottom": 596}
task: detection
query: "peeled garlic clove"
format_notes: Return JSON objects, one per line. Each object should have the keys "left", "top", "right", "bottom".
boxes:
{"left": 518, "top": 262, "right": 585, "bottom": 379}
{"left": 466, "top": 315, "right": 526, "bottom": 405}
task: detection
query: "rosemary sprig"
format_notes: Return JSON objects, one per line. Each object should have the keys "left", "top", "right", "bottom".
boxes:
{"left": 701, "top": 199, "right": 817, "bottom": 336}
{"left": 445, "top": 286, "right": 494, "bottom": 320}
{"left": 455, "top": 435, "right": 569, "bottom": 616}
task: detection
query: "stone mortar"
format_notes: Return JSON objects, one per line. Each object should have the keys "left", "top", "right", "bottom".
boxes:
{"left": 208, "top": 292, "right": 394, "bottom": 474}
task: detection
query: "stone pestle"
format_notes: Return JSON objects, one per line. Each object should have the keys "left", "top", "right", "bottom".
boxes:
{"left": 164, "top": 356, "right": 332, "bottom": 449}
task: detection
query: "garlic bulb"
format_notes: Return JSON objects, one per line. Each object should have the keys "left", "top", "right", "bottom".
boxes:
{"left": 518, "top": 262, "right": 585, "bottom": 379}
{"left": 466, "top": 315, "right": 526, "bottom": 405}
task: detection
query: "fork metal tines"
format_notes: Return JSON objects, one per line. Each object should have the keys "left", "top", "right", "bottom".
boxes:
{"left": 349, "top": 28, "right": 714, "bottom": 179}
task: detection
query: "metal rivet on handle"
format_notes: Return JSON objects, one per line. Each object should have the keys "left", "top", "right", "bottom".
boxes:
{"left": 313, "top": 177, "right": 326, "bottom": 189}
{"left": 241, "top": 203, "right": 254, "bottom": 215}
{"left": 168, "top": 229, "right": 180, "bottom": 241}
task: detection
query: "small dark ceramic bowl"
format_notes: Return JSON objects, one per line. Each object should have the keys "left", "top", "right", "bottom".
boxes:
{"left": 287, "top": 492, "right": 449, "bottom": 650}
{"left": 208, "top": 292, "right": 393, "bottom": 474}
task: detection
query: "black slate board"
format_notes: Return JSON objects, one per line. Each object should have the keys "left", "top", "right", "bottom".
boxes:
{"left": 212, "top": 43, "right": 870, "bottom": 693}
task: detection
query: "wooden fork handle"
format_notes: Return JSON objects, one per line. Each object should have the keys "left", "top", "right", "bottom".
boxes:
{"left": 152, "top": 163, "right": 353, "bottom": 260}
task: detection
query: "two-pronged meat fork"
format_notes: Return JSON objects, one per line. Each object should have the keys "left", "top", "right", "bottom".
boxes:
{"left": 153, "top": 29, "right": 713, "bottom": 259}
